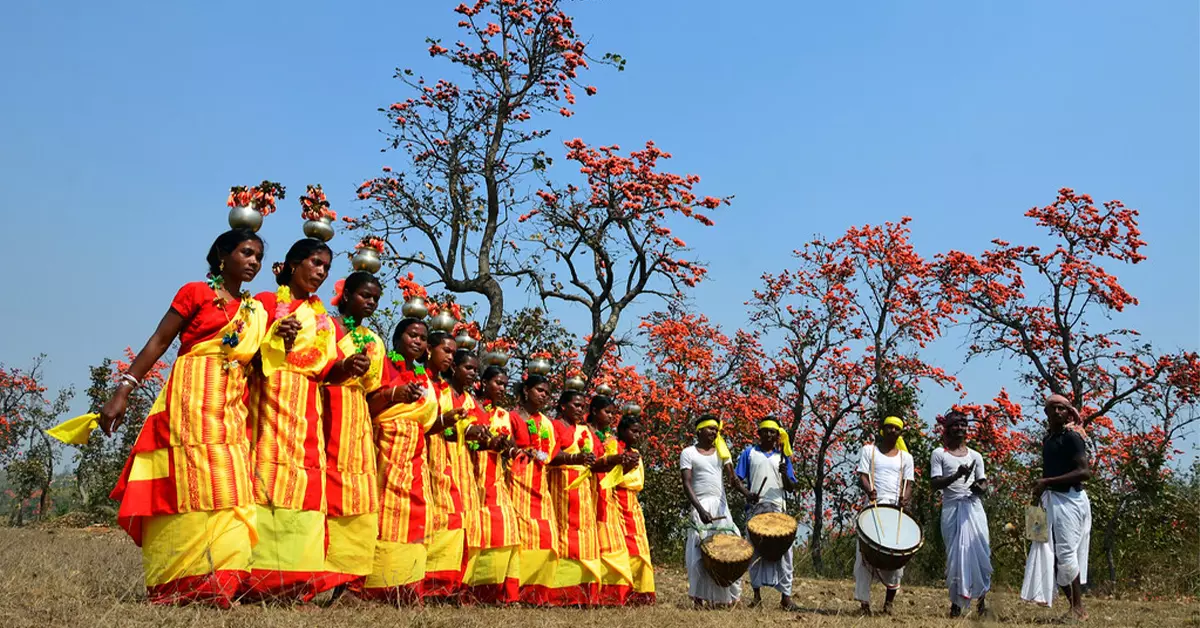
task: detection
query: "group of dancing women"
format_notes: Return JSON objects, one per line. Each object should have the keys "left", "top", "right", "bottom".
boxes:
{"left": 96, "top": 228, "right": 655, "bottom": 608}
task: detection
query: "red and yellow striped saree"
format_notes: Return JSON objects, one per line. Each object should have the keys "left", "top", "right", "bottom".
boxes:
{"left": 362, "top": 362, "right": 436, "bottom": 604}
{"left": 613, "top": 449, "right": 655, "bottom": 604}
{"left": 508, "top": 409, "right": 559, "bottom": 605}
{"left": 546, "top": 421, "right": 601, "bottom": 606}
{"left": 244, "top": 289, "right": 339, "bottom": 602}
{"left": 321, "top": 322, "right": 385, "bottom": 588}
{"left": 420, "top": 384, "right": 471, "bottom": 597}
{"left": 463, "top": 405, "right": 521, "bottom": 604}
{"left": 111, "top": 282, "right": 267, "bottom": 607}
{"left": 595, "top": 434, "right": 633, "bottom": 606}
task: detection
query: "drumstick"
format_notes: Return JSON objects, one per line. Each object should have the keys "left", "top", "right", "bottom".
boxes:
{"left": 895, "top": 470, "right": 905, "bottom": 543}
{"left": 756, "top": 476, "right": 768, "bottom": 498}
{"left": 868, "top": 446, "right": 884, "bottom": 536}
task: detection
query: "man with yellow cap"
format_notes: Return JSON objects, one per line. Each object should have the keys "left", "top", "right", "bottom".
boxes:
{"left": 680, "top": 413, "right": 750, "bottom": 608}
{"left": 735, "top": 417, "right": 799, "bottom": 611}
{"left": 854, "top": 415, "right": 915, "bottom": 615}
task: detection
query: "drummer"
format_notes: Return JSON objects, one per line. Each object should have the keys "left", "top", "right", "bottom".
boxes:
{"left": 680, "top": 414, "right": 750, "bottom": 608}
{"left": 854, "top": 415, "right": 915, "bottom": 616}
{"left": 734, "top": 417, "right": 799, "bottom": 611}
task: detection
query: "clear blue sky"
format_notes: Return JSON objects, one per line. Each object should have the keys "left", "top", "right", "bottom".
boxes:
{"left": 1, "top": 1, "right": 1196, "bottom": 452}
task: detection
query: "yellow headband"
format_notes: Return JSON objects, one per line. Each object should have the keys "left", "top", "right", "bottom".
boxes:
{"left": 758, "top": 419, "right": 793, "bottom": 457}
{"left": 882, "top": 416, "right": 908, "bottom": 453}
{"left": 695, "top": 419, "right": 731, "bottom": 462}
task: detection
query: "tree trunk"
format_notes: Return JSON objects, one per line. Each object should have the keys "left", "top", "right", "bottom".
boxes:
{"left": 811, "top": 464, "right": 826, "bottom": 575}
{"left": 480, "top": 277, "right": 505, "bottom": 341}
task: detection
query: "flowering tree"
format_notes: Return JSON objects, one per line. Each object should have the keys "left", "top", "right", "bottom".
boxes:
{"left": 751, "top": 221, "right": 958, "bottom": 574}
{"left": 349, "top": 0, "right": 618, "bottom": 339}
{"left": 0, "top": 356, "right": 73, "bottom": 524}
{"left": 935, "top": 188, "right": 1200, "bottom": 586}
{"left": 524, "top": 139, "right": 728, "bottom": 378}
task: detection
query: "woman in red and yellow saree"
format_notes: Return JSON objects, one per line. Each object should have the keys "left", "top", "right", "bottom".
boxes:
{"left": 546, "top": 391, "right": 602, "bottom": 607}
{"left": 507, "top": 374, "right": 559, "bottom": 605}
{"left": 587, "top": 396, "right": 634, "bottom": 606}
{"left": 462, "top": 366, "right": 521, "bottom": 604}
{"left": 360, "top": 318, "right": 435, "bottom": 604}
{"left": 615, "top": 414, "right": 655, "bottom": 605}
{"left": 246, "top": 239, "right": 350, "bottom": 602}
{"left": 422, "top": 333, "right": 469, "bottom": 598}
{"left": 321, "top": 272, "right": 386, "bottom": 595}
{"left": 101, "top": 229, "right": 266, "bottom": 607}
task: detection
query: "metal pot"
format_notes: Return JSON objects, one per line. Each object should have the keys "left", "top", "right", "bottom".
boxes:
{"left": 485, "top": 351, "right": 510, "bottom": 367}
{"left": 303, "top": 216, "right": 335, "bottom": 242}
{"left": 401, "top": 297, "right": 428, "bottom": 320}
{"left": 595, "top": 383, "right": 614, "bottom": 397}
{"left": 455, "top": 331, "right": 478, "bottom": 350}
{"left": 430, "top": 310, "right": 457, "bottom": 333}
{"left": 527, "top": 357, "right": 552, "bottom": 376}
{"left": 351, "top": 247, "right": 382, "bottom": 273}
{"left": 565, "top": 375, "right": 586, "bottom": 391}
{"left": 622, "top": 402, "right": 642, "bottom": 417}
{"left": 227, "top": 205, "right": 262, "bottom": 232}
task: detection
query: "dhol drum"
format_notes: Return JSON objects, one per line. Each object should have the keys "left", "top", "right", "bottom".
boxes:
{"left": 856, "top": 504, "right": 923, "bottom": 571}
{"left": 699, "top": 533, "right": 753, "bottom": 587}
{"left": 747, "top": 511, "right": 798, "bottom": 562}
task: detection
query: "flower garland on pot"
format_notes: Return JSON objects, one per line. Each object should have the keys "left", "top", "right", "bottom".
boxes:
{"left": 300, "top": 184, "right": 336, "bottom": 221}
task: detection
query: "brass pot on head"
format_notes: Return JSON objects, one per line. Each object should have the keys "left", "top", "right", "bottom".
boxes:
{"left": 594, "top": 383, "right": 614, "bottom": 397}
{"left": 401, "top": 297, "right": 428, "bottom": 320}
{"left": 303, "top": 216, "right": 335, "bottom": 242}
{"left": 430, "top": 310, "right": 458, "bottom": 334}
{"left": 228, "top": 205, "right": 263, "bottom": 232}
{"left": 455, "top": 331, "right": 478, "bottom": 351}
{"left": 485, "top": 351, "right": 510, "bottom": 367}
{"left": 621, "top": 402, "right": 642, "bottom": 417}
{"left": 527, "top": 357, "right": 552, "bottom": 376}
{"left": 564, "top": 375, "right": 586, "bottom": 391}
{"left": 351, "top": 247, "right": 382, "bottom": 273}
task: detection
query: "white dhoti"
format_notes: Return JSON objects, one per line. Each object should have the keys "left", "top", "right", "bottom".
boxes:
{"left": 854, "top": 543, "right": 903, "bottom": 602}
{"left": 941, "top": 496, "right": 992, "bottom": 607}
{"left": 746, "top": 502, "right": 793, "bottom": 595}
{"left": 685, "top": 497, "right": 742, "bottom": 604}
{"left": 1020, "top": 488, "right": 1091, "bottom": 607}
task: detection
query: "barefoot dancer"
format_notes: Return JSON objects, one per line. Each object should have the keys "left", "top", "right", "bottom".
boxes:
{"left": 681, "top": 414, "right": 748, "bottom": 608}
{"left": 854, "top": 416, "right": 914, "bottom": 616}
{"left": 735, "top": 417, "right": 799, "bottom": 611}
{"left": 931, "top": 409, "right": 991, "bottom": 617}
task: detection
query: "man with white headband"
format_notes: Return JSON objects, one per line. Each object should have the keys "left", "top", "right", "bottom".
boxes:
{"left": 854, "top": 415, "right": 914, "bottom": 615}
{"left": 1021, "top": 394, "right": 1092, "bottom": 621}
{"left": 735, "top": 417, "right": 799, "bottom": 611}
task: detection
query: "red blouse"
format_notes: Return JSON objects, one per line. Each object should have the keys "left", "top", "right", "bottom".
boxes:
{"left": 169, "top": 282, "right": 245, "bottom": 355}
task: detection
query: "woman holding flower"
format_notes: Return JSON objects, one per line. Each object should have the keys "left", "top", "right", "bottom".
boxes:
{"left": 546, "top": 390, "right": 602, "bottom": 606}
{"left": 101, "top": 229, "right": 267, "bottom": 607}
{"left": 246, "top": 238, "right": 354, "bottom": 601}
{"left": 507, "top": 373, "right": 559, "bottom": 604}
{"left": 463, "top": 365, "right": 522, "bottom": 604}
{"left": 321, "top": 271, "right": 386, "bottom": 595}
{"left": 360, "top": 317, "right": 434, "bottom": 603}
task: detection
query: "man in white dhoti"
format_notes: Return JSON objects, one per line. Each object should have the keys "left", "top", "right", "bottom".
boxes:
{"left": 855, "top": 416, "right": 914, "bottom": 616}
{"left": 1021, "top": 394, "right": 1092, "bottom": 621}
{"left": 735, "top": 418, "right": 799, "bottom": 611}
{"left": 931, "top": 409, "right": 992, "bottom": 618}
{"left": 681, "top": 414, "right": 751, "bottom": 608}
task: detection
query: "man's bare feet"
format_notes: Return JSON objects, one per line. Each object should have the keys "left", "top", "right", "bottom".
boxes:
{"left": 857, "top": 603, "right": 872, "bottom": 616}
{"left": 882, "top": 601, "right": 895, "bottom": 616}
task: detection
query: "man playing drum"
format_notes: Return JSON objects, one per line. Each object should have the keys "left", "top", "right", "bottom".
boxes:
{"left": 1020, "top": 394, "right": 1092, "bottom": 621}
{"left": 735, "top": 418, "right": 799, "bottom": 611}
{"left": 680, "top": 414, "right": 750, "bottom": 608}
{"left": 854, "top": 416, "right": 914, "bottom": 616}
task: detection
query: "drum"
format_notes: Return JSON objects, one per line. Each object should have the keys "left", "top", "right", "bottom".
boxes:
{"left": 699, "top": 533, "right": 753, "bottom": 587}
{"left": 855, "top": 504, "right": 923, "bottom": 571}
{"left": 747, "top": 511, "right": 798, "bottom": 562}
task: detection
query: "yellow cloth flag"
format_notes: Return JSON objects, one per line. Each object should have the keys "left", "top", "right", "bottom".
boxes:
{"left": 47, "top": 413, "right": 100, "bottom": 445}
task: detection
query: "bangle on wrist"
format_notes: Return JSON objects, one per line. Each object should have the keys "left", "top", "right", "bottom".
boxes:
{"left": 118, "top": 373, "right": 141, "bottom": 388}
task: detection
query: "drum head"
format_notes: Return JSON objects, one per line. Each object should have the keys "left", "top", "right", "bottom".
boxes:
{"left": 857, "top": 506, "right": 921, "bottom": 551}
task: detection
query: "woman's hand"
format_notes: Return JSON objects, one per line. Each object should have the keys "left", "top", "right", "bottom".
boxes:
{"left": 343, "top": 354, "right": 371, "bottom": 378}
{"left": 98, "top": 388, "right": 131, "bottom": 436}
{"left": 619, "top": 450, "right": 640, "bottom": 467}
{"left": 276, "top": 316, "right": 302, "bottom": 350}
{"left": 577, "top": 452, "right": 596, "bottom": 467}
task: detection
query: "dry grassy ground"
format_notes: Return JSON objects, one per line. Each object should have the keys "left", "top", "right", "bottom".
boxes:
{"left": 0, "top": 527, "right": 1192, "bottom": 628}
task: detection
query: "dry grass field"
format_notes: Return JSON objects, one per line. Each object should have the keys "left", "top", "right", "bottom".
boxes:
{"left": 0, "top": 526, "right": 1193, "bottom": 628}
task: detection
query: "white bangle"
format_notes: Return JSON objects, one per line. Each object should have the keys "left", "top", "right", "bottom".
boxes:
{"left": 119, "top": 373, "right": 141, "bottom": 388}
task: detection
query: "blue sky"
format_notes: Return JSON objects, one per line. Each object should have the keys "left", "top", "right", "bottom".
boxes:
{"left": 1, "top": 1, "right": 1196, "bottom": 454}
